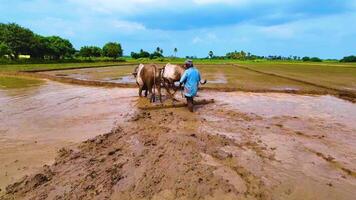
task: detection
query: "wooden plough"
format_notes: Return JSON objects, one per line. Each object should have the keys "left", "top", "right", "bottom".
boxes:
{"left": 138, "top": 99, "right": 215, "bottom": 110}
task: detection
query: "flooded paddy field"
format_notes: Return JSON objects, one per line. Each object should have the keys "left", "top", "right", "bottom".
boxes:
{"left": 1, "top": 68, "right": 356, "bottom": 199}
{"left": 39, "top": 65, "right": 137, "bottom": 84}
{"left": 38, "top": 64, "right": 334, "bottom": 95}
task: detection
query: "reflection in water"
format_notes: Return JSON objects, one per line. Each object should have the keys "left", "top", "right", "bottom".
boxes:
{"left": 1, "top": 81, "right": 137, "bottom": 141}
{"left": 103, "top": 75, "right": 136, "bottom": 84}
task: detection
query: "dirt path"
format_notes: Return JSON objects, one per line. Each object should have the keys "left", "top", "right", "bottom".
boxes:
{"left": 1, "top": 91, "right": 355, "bottom": 200}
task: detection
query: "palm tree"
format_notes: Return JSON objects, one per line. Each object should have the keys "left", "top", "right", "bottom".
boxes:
{"left": 174, "top": 48, "right": 178, "bottom": 58}
{"left": 156, "top": 47, "right": 160, "bottom": 53}
{"left": 208, "top": 51, "right": 214, "bottom": 59}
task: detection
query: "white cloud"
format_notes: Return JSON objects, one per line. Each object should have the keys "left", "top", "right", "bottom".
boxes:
{"left": 259, "top": 24, "right": 295, "bottom": 39}
{"left": 68, "top": 0, "right": 176, "bottom": 14}
{"left": 68, "top": 0, "right": 295, "bottom": 14}
{"left": 192, "top": 32, "right": 218, "bottom": 44}
{"left": 112, "top": 20, "right": 146, "bottom": 31}
{"left": 192, "top": 36, "right": 203, "bottom": 44}
{"left": 193, "top": 0, "right": 238, "bottom": 5}
{"left": 193, "top": 0, "right": 294, "bottom": 6}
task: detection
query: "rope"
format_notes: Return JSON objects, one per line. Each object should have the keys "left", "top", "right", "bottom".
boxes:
{"left": 153, "top": 65, "right": 156, "bottom": 102}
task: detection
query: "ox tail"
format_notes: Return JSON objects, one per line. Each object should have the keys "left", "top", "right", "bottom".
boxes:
{"left": 200, "top": 79, "right": 207, "bottom": 84}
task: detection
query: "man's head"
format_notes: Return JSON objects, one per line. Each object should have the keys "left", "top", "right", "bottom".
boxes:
{"left": 185, "top": 59, "right": 193, "bottom": 68}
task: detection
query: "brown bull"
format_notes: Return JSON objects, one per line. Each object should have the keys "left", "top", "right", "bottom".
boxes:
{"left": 133, "top": 64, "right": 162, "bottom": 103}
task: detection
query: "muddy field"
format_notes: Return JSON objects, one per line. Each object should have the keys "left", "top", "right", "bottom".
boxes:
{"left": 0, "top": 80, "right": 137, "bottom": 193}
{"left": 1, "top": 76, "right": 355, "bottom": 199}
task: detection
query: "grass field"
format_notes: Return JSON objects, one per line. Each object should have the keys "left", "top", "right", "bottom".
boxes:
{"left": 238, "top": 62, "right": 356, "bottom": 93}
{"left": 0, "top": 75, "right": 44, "bottom": 89}
{"left": 197, "top": 64, "right": 324, "bottom": 92}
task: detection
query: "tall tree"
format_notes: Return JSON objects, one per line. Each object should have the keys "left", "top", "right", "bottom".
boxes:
{"left": 30, "top": 35, "right": 51, "bottom": 59}
{"left": 102, "top": 42, "right": 123, "bottom": 59}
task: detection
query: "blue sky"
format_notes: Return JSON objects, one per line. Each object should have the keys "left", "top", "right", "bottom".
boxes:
{"left": 1, "top": 0, "right": 355, "bottom": 58}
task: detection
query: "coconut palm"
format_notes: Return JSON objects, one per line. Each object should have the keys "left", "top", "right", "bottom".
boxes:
{"left": 208, "top": 51, "right": 214, "bottom": 59}
{"left": 174, "top": 48, "right": 178, "bottom": 58}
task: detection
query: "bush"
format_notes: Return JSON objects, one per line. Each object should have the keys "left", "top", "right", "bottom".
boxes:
{"left": 131, "top": 49, "right": 150, "bottom": 59}
{"left": 79, "top": 46, "right": 102, "bottom": 57}
{"left": 302, "top": 56, "right": 322, "bottom": 62}
{"left": 0, "top": 42, "right": 11, "bottom": 57}
{"left": 340, "top": 55, "right": 356, "bottom": 62}
{"left": 310, "top": 57, "right": 322, "bottom": 62}
{"left": 302, "top": 56, "right": 310, "bottom": 61}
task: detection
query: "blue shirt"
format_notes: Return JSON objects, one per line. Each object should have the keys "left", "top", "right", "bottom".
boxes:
{"left": 179, "top": 66, "right": 201, "bottom": 97}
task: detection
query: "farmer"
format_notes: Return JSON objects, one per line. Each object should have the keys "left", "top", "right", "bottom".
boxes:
{"left": 179, "top": 59, "right": 202, "bottom": 112}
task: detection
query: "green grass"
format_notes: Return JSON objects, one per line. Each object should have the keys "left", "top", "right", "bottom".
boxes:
{"left": 0, "top": 75, "right": 44, "bottom": 89}
{"left": 196, "top": 64, "right": 326, "bottom": 93}
{"left": 238, "top": 62, "right": 356, "bottom": 93}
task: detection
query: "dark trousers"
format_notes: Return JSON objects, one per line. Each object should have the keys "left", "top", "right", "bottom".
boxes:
{"left": 185, "top": 96, "right": 194, "bottom": 112}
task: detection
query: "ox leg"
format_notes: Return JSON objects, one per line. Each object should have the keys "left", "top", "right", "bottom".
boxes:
{"left": 148, "top": 84, "right": 154, "bottom": 103}
{"left": 163, "top": 81, "right": 176, "bottom": 100}
{"left": 157, "top": 84, "right": 162, "bottom": 103}
{"left": 138, "top": 85, "right": 143, "bottom": 97}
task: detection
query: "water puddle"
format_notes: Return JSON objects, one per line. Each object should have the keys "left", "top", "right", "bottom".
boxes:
{"left": 40, "top": 65, "right": 136, "bottom": 84}
{"left": 208, "top": 74, "right": 228, "bottom": 84}
{"left": 271, "top": 86, "right": 300, "bottom": 91}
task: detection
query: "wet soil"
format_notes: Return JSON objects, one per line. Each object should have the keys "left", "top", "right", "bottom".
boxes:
{"left": 1, "top": 88, "right": 355, "bottom": 200}
{"left": 0, "top": 81, "right": 137, "bottom": 193}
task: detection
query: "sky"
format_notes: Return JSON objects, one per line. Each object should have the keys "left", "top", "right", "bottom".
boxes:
{"left": 1, "top": 0, "right": 355, "bottom": 58}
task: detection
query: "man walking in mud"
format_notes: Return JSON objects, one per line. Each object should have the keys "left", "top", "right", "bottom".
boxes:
{"left": 180, "top": 60, "right": 202, "bottom": 112}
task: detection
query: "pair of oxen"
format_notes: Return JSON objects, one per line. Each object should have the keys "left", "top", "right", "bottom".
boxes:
{"left": 132, "top": 63, "right": 204, "bottom": 103}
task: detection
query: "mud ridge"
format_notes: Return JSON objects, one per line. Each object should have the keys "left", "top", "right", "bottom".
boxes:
{"left": 306, "top": 148, "right": 356, "bottom": 178}
{"left": 20, "top": 63, "right": 137, "bottom": 73}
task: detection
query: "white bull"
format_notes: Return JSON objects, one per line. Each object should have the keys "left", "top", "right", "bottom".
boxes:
{"left": 161, "top": 63, "right": 186, "bottom": 98}
{"left": 161, "top": 63, "right": 207, "bottom": 98}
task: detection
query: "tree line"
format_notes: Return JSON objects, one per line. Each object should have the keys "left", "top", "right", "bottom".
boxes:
{"left": 206, "top": 50, "right": 355, "bottom": 62}
{"left": 0, "top": 23, "right": 122, "bottom": 60}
